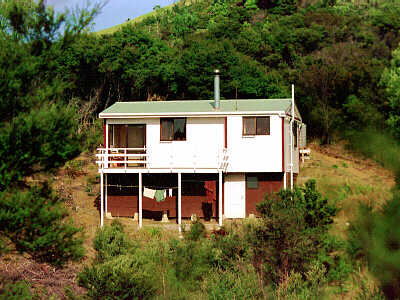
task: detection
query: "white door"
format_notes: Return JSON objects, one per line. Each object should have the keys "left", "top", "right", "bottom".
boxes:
{"left": 224, "top": 174, "right": 245, "bottom": 218}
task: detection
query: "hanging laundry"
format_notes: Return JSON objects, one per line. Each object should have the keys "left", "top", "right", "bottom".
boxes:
{"left": 143, "top": 187, "right": 156, "bottom": 199}
{"left": 168, "top": 188, "right": 173, "bottom": 197}
{"left": 204, "top": 181, "right": 216, "bottom": 203}
{"left": 155, "top": 189, "right": 166, "bottom": 202}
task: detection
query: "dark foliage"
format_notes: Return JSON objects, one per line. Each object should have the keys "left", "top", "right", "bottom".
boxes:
{"left": 0, "top": 183, "right": 84, "bottom": 266}
{"left": 248, "top": 180, "right": 337, "bottom": 284}
{"left": 347, "top": 190, "right": 400, "bottom": 299}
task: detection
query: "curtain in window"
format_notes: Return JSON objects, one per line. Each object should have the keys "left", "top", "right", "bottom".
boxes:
{"left": 161, "top": 119, "right": 173, "bottom": 141}
{"left": 243, "top": 117, "right": 256, "bottom": 135}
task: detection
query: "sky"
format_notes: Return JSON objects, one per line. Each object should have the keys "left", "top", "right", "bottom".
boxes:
{"left": 46, "top": 0, "right": 177, "bottom": 32}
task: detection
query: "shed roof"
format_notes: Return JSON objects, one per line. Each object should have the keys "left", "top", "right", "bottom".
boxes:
{"left": 100, "top": 99, "right": 298, "bottom": 118}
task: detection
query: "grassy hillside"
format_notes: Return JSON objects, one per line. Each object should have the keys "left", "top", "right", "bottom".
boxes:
{"left": 1, "top": 0, "right": 400, "bottom": 298}
{"left": 0, "top": 143, "right": 394, "bottom": 298}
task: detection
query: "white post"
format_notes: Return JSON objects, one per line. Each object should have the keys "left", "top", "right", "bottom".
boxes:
{"left": 178, "top": 173, "right": 182, "bottom": 232}
{"left": 105, "top": 122, "right": 109, "bottom": 168}
{"left": 105, "top": 174, "right": 108, "bottom": 213}
{"left": 218, "top": 171, "right": 223, "bottom": 227}
{"left": 139, "top": 172, "right": 142, "bottom": 228}
{"left": 290, "top": 84, "right": 294, "bottom": 191}
{"left": 283, "top": 172, "right": 287, "bottom": 190}
{"left": 100, "top": 171, "right": 104, "bottom": 227}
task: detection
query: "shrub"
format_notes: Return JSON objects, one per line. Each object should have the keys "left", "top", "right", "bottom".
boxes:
{"left": 248, "top": 180, "right": 337, "bottom": 284}
{"left": 184, "top": 220, "right": 206, "bottom": 241}
{"left": 248, "top": 188, "right": 320, "bottom": 284}
{"left": 78, "top": 254, "right": 156, "bottom": 300}
{"left": 347, "top": 190, "right": 400, "bottom": 299}
{"left": 169, "top": 238, "right": 216, "bottom": 283}
{"left": 210, "top": 229, "right": 248, "bottom": 270}
{"left": 204, "top": 264, "right": 265, "bottom": 300}
{"left": 0, "top": 183, "right": 84, "bottom": 266}
{"left": 0, "top": 104, "right": 81, "bottom": 190}
{"left": 0, "top": 281, "right": 32, "bottom": 300}
{"left": 274, "top": 261, "right": 327, "bottom": 300}
{"left": 93, "top": 220, "right": 133, "bottom": 262}
{"left": 300, "top": 179, "right": 338, "bottom": 229}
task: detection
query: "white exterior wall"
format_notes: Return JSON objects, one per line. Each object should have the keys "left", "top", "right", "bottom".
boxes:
{"left": 107, "top": 117, "right": 225, "bottom": 169}
{"left": 284, "top": 118, "right": 299, "bottom": 174}
{"left": 226, "top": 115, "right": 283, "bottom": 173}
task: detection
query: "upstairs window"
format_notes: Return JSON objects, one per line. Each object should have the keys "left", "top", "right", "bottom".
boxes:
{"left": 243, "top": 116, "right": 270, "bottom": 136}
{"left": 160, "top": 118, "right": 186, "bottom": 141}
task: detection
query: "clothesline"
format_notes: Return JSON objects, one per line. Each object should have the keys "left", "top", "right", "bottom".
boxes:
{"left": 106, "top": 184, "right": 179, "bottom": 189}
{"left": 105, "top": 179, "right": 217, "bottom": 190}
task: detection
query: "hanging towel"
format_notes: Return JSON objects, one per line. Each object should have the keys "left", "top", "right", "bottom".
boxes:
{"left": 168, "top": 188, "right": 173, "bottom": 197}
{"left": 204, "top": 181, "right": 216, "bottom": 203}
{"left": 155, "top": 190, "right": 166, "bottom": 202}
{"left": 144, "top": 187, "right": 156, "bottom": 199}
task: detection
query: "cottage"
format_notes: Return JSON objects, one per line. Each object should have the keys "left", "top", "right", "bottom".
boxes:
{"left": 96, "top": 73, "right": 305, "bottom": 230}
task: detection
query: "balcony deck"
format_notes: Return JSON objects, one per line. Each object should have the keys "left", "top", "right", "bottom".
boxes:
{"left": 96, "top": 147, "right": 229, "bottom": 173}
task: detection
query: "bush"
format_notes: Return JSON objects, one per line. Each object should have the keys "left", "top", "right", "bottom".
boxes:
{"left": 93, "top": 220, "right": 133, "bottom": 262}
{"left": 301, "top": 179, "right": 338, "bottom": 229}
{"left": 347, "top": 190, "right": 400, "bottom": 299}
{"left": 210, "top": 228, "right": 248, "bottom": 270}
{"left": 248, "top": 180, "right": 337, "bottom": 284}
{"left": 184, "top": 220, "right": 206, "bottom": 241}
{"left": 204, "top": 264, "right": 265, "bottom": 300}
{"left": 0, "top": 281, "right": 32, "bottom": 300}
{"left": 0, "top": 183, "right": 84, "bottom": 266}
{"left": 274, "top": 261, "right": 327, "bottom": 300}
{"left": 169, "top": 238, "right": 217, "bottom": 283}
{"left": 78, "top": 254, "right": 156, "bottom": 300}
{"left": 0, "top": 104, "right": 81, "bottom": 190}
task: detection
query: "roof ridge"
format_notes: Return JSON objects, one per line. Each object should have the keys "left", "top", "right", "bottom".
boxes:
{"left": 115, "top": 98, "right": 291, "bottom": 104}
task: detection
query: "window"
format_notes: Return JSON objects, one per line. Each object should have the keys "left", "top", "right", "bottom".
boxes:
{"left": 247, "top": 176, "right": 258, "bottom": 189}
{"left": 160, "top": 118, "right": 186, "bottom": 141}
{"left": 243, "top": 116, "right": 270, "bottom": 136}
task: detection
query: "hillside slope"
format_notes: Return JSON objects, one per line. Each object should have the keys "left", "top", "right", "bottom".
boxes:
{"left": 0, "top": 143, "right": 394, "bottom": 298}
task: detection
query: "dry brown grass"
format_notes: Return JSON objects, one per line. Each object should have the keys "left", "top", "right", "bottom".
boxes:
{"left": 298, "top": 141, "right": 395, "bottom": 238}
{"left": 1, "top": 142, "right": 394, "bottom": 298}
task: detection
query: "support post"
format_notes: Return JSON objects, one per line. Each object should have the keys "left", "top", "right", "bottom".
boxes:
{"left": 105, "top": 122, "right": 109, "bottom": 168}
{"left": 290, "top": 84, "right": 294, "bottom": 191}
{"left": 105, "top": 174, "right": 108, "bottom": 213}
{"left": 218, "top": 171, "right": 223, "bottom": 227}
{"left": 100, "top": 171, "right": 104, "bottom": 227}
{"left": 283, "top": 172, "right": 287, "bottom": 190}
{"left": 178, "top": 173, "right": 182, "bottom": 232}
{"left": 139, "top": 172, "right": 142, "bottom": 228}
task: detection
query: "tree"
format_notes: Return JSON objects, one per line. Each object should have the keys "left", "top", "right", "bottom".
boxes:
{"left": 349, "top": 189, "right": 400, "bottom": 299}
{"left": 380, "top": 46, "right": 400, "bottom": 139}
{"left": 0, "top": 183, "right": 84, "bottom": 266}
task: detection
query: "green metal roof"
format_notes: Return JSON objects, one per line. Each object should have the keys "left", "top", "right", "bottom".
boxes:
{"left": 100, "top": 99, "right": 293, "bottom": 116}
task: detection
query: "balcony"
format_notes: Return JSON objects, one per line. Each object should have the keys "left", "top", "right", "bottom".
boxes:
{"left": 96, "top": 147, "right": 229, "bottom": 173}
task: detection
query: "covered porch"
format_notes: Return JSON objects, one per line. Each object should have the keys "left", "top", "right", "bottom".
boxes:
{"left": 99, "top": 172, "right": 224, "bottom": 231}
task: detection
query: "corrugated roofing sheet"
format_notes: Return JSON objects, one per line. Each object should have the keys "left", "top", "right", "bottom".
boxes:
{"left": 100, "top": 99, "right": 292, "bottom": 115}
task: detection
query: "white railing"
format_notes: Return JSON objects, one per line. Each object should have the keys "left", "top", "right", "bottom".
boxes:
{"left": 96, "top": 147, "right": 229, "bottom": 171}
{"left": 96, "top": 148, "right": 147, "bottom": 170}
{"left": 220, "top": 148, "right": 229, "bottom": 171}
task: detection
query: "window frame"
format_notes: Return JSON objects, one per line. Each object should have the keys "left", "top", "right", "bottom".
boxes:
{"left": 160, "top": 117, "right": 187, "bottom": 141}
{"left": 242, "top": 116, "right": 270, "bottom": 136}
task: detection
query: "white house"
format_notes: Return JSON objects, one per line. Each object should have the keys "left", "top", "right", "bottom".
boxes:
{"left": 96, "top": 76, "right": 304, "bottom": 230}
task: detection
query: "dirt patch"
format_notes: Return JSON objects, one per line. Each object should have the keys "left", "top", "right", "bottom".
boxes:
{"left": 0, "top": 255, "right": 86, "bottom": 299}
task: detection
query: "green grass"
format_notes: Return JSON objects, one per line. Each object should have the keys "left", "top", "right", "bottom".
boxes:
{"left": 96, "top": 0, "right": 197, "bottom": 35}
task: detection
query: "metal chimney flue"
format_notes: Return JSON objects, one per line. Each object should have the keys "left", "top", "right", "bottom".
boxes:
{"left": 214, "top": 69, "right": 220, "bottom": 110}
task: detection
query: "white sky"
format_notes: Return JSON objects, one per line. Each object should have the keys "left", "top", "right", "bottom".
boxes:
{"left": 46, "top": 0, "right": 176, "bottom": 31}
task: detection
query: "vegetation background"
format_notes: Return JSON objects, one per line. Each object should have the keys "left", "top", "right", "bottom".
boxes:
{"left": 0, "top": 0, "right": 400, "bottom": 298}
